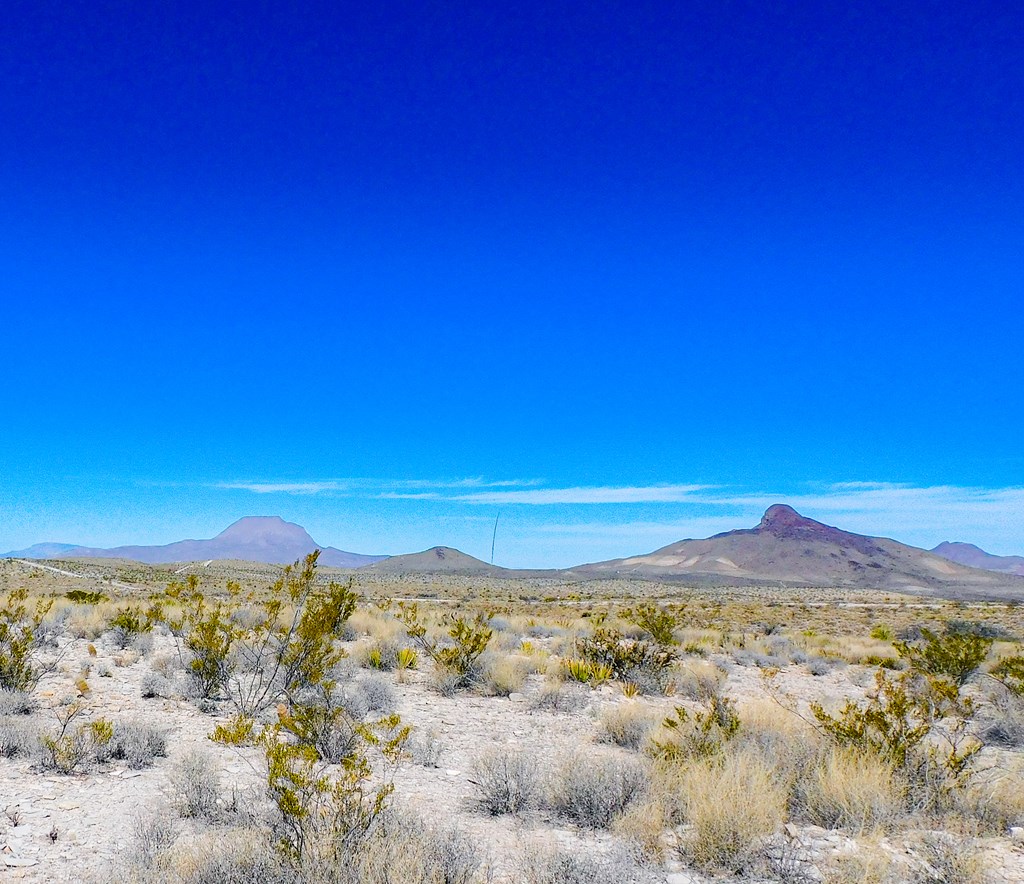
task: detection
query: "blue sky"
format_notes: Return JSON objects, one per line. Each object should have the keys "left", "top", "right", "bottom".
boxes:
{"left": 2, "top": 2, "right": 1022, "bottom": 566}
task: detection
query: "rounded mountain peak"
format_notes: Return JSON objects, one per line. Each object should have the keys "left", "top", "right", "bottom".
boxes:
{"left": 758, "top": 504, "right": 811, "bottom": 531}
{"left": 215, "top": 516, "right": 316, "bottom": 545}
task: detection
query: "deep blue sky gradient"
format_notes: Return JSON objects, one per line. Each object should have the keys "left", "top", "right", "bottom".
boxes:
{"left": 2, "top": 2, "right": 1022, "bottom": 564}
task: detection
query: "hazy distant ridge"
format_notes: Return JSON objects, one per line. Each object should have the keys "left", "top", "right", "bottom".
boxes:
{"left": 1, "top": 516, "right": 385, "bottom": 569}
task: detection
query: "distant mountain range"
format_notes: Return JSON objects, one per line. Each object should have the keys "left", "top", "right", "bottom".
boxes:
{"left": 4, "top": 507, "right": 1023, "bottom": 596}
{"left": 930, "top": 541, "right": 1024, "bottom": 576}
{"left": 568, "top": 505, "right": 1024, "bottom": 594}
{"left": 1, "top": 517, "right": 386, "bottom": 569}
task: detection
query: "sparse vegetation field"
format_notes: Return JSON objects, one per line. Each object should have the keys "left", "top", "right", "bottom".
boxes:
{"left": 1, "top": 554, "right": 1023, "bottom": 882}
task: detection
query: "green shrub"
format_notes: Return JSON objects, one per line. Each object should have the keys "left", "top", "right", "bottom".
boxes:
{"left": 621, "top": 602, "right": 681, "bottom": 645}
{"left": 398, "top": 603, "right": 492, "bottom": 691}
{"left": 649, "top": 692, "right": 740, "bottom": 761}
{"left": 65, "top": 590, "right": 106, "bottom": 605}
{"left": 894, "top": 627, "right": 991, "bottom": 686}
{"left": 0, "top": 589, "right": 54, "bottom": 691}
{"left": 575, "top": 627, "right": 677, "bottom": 685}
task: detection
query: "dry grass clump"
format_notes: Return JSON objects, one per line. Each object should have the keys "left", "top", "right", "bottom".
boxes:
{"left": 547, "top": 752, "right": 648, "bottom": 828}
{"left": 794, "top": 746, "right": 905, "bottom": 832}
{"left": 0, "top": 688, "right": 36, "bottom": 716}
{"left": 671, "top": 658, "right": 727, "bottom": 699}
{"left": 0, "top": 716, "right": 36, "bottom": 757}
{"left": 821, "top": 840, "right": 903, "bottom": 884}
{"left": 529, "top": 679, "right": 590, "bottom": 713}
{"left": 480, "top": 652, "right": 532, "bottom": 696}
{"left": 351, "top": 813, "right": 485, "bottom": 884}
{"left": 169, "top": 749, "right": 225, "bottom": 821}
{"left": 952, "top": 761, "right": 1024, "bottom": 831}
{"left": 470, "top": 747, "right": 541, "bottom": 815}
{"left": 597, "top": 702, "right": 660, "bottom": 750}
{"left": 669, "top": 748, "right": 786, "bottom": 872}
{"left": 517, "top": 843, "right": 656, "bottom": 884}
{"left": 909, "top": 833, "right": 985, "bottom": 884}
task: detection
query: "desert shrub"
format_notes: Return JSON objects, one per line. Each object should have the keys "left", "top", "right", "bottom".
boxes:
{"left": 37, "top": 705, "right": 113, "bottom": 774}
{"left": 0, "top": 688, "right": 36, "bottom": 715}
{"left": 212, "top": 713, "right": 258, "bottom": 746}
{"left": 108, "top": 606, "right": 156, "bottom": 650}
{"left": 597, "top": 703, "right": 659, "bottom": 750}
{"left": 193, "top": 554, "right": 359, "bottom": 717}
{"left": 361, "top": 640, "right": 399, "bottom": 672}
{"left": 131, "top": 810, "right": 178, "bottom": 869}
{"left": 409, "top": 726, "right": 444, "bottom": 767}
{"left": 352, "top": 812, "right": 485, "bottom": 884}
{"left": 261, "top": 711, "right": 409, "bottom": 863}
{"left": 547, "top": 753, "right": 648, "bottom": 828}
{"left": 672, "top": 660, "right": 727, "bottom": 699}
{"left": 871, "top": 625, "right": 895, "bottom": 641}
{"left": 810, "top": 670, "right": 978, "bottom": 778}
{"left": 0, "top": 717, "right": 36, "bottom": 757}
{"left": 480, "top": 653, "right": 530, "bottom": 696}
{"left": 170, "top": 749, "right": 224, "bottom": 821}
{"left": 0, "top": 588, "right": 54, "bottom": 691}
{"left": 991, "top": 653, "right": 1024, "bottom": 696}
{"left": 675, "top": 749, "right": 786, "bottom": 872}
{"left": 895, "top": 628, "right": 992, "bottom": 686}
{"left": 470, "top": 747, "right": 541, "bottom": 815}
{"left": 518, "top": 844, "right": 656, "bottom": 884}
{"left": 281, "top": 686, "right": 363, "bottom": 764}
{"left": 621, "top": 602, "right": 681, "bottom": 645}
{"left": 112, "top": 721, "right": 168, "bottom": 768}
{"left": 65, "top": 589, "right": 107, "bottom": 605}
{"left": 397, "top": 603, "right": 492, "bottom": 691}
{"left": 649, "top": 692, "right": 740, "bottom": 761}
{"left": 358, "top": 674, "right": 396, "bottom": 713}
{"left": 140, "top": 671, "right": 171, "bottom": 699}
{"left": 529, "top": 680, "right": 589, "bottom": 712}
{"left": 910, "top": 833, "right": 985, "bottom": 884}
{"left": 576, "top": 628, "right": 677, "bottom": 689}
{"left": 793, "top": 746, "right": 904, "bottom": 832}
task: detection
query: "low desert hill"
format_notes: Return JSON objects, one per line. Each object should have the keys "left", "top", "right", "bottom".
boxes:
{"left": 2, "top": 516, "right": 386, "bottom": 569}
{"left": 366, "top": 546, "right": 507, "bottom": 576}
{"left": 931, "top": 541, "right": 1024, "bottom": 577}
{"left": 571, "top": 504, "right": 1024, "bottom": 596}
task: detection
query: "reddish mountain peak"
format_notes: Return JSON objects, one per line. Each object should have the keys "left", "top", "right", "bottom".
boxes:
{"left": 755, "top": 504, "right": 881, "bottom": 555}
{"left": 758, "top": 504, "right": 814, "bottom": 532}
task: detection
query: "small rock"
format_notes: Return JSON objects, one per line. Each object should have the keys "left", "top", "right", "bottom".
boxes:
{"left": 3, "top": 857, "right": 39, "bottom": 868}
{"left": 445, "top": 769, "right": 460, "bottom": 777}
{"left": 508, "top": 692, "right": 525, "bottom": 702}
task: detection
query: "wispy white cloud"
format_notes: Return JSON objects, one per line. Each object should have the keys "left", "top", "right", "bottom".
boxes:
{"left": 445, "top": 484, "right": 716, "bottom": 505}
{"left": 214, "top": 481, "right": 349, "bottom": 495}
{"left": 213, "top": 477, "right": 542, "bottom": 496}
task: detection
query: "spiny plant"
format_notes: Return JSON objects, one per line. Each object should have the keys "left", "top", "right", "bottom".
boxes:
{"left": 563, "top": 658, "right": 613, "bottom": 686}
{"left": 649, "top": 692, "right": 741, "bottom": 761}
{"left": 0, "top": 589, "right": 55, "bottom": 692}
{"left": 622, "top": 602, "right": 681, "bottom": 646}
{"left": 397, "top": 602, "right": 493, "bottom": 690}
